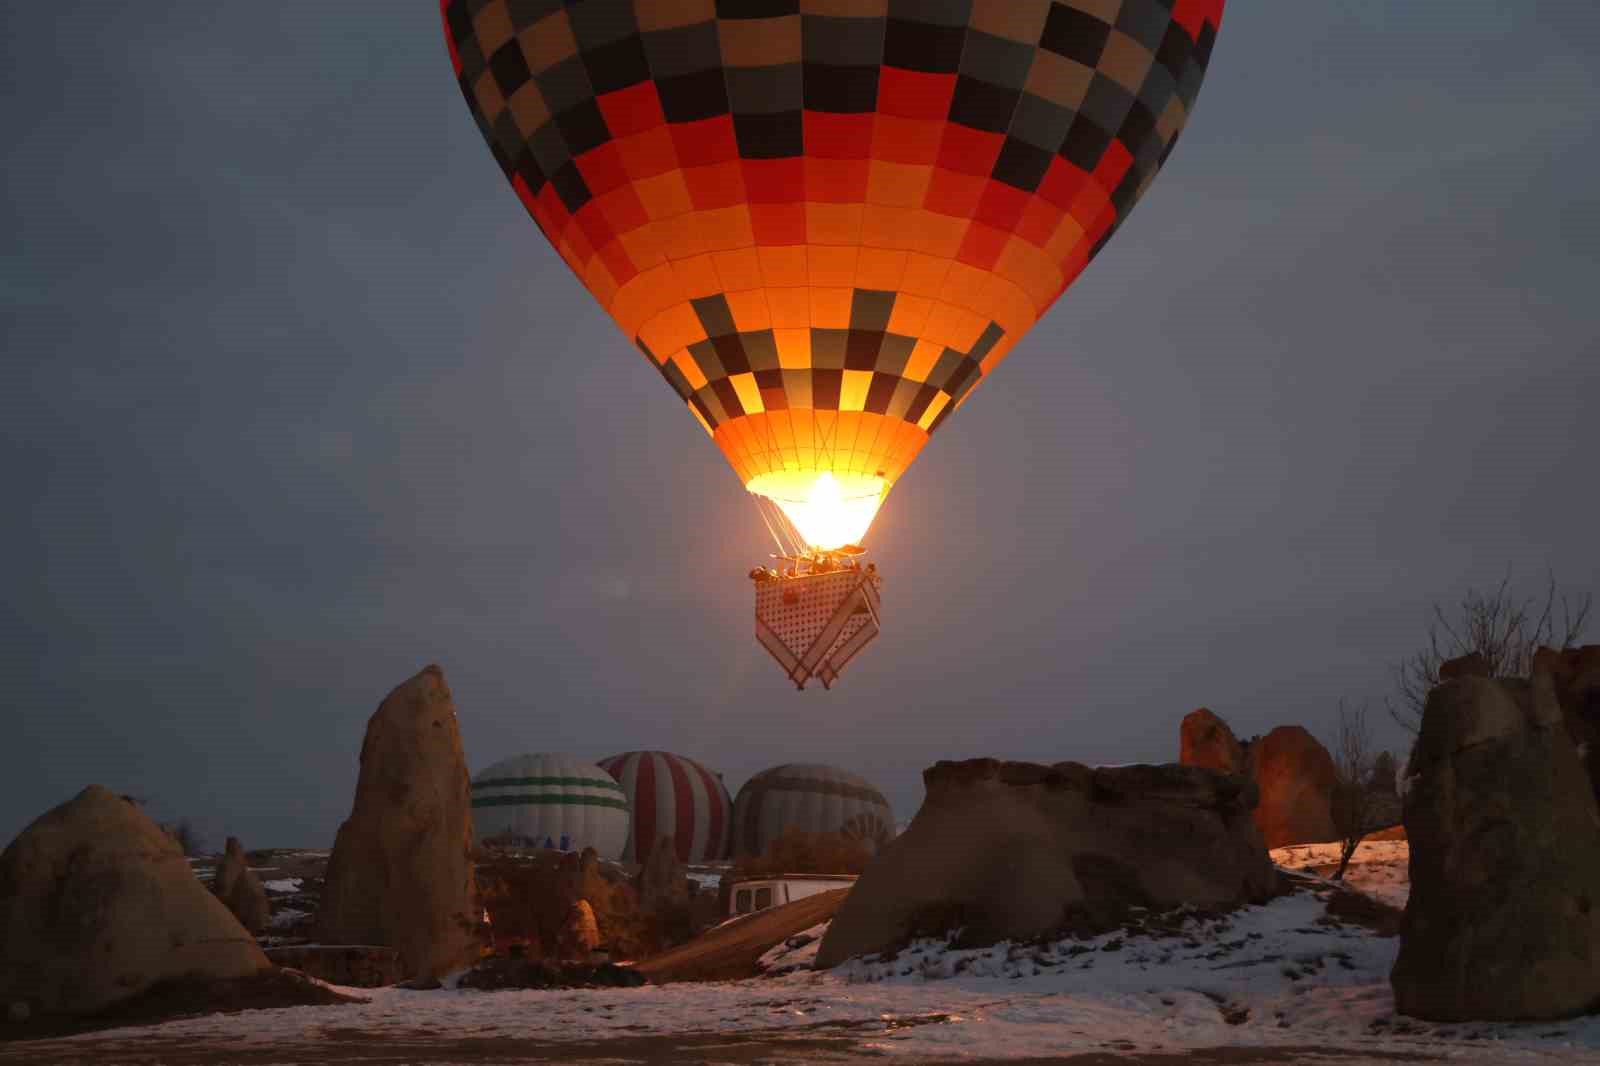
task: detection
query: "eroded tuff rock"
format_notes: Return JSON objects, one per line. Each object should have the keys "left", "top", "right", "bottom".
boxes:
{"left": 1246, "top": 726, "right": 1338, "bottom": 849}
{"left": 1392, "top": 674, "right": 1600, "bottom": 1022}
{"left": 1180, "top": 708, "right": 1246, "bottom": 776}
{"left": 815, "top": 759, "right": 1273, "bottom": 968}
{"left": 317, "top": 665, "right": 480, "bottom": 980}
{"left": 0, "top": 786, "right": 268, "bottom": 1015}
{"left": 1535, "top": 644, "right": 1600, "bottom": 805}
{"left": 213, "top": 836, "right": 270, "bottom": 935}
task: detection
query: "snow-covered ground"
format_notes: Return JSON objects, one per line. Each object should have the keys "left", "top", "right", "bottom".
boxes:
{"left": 19, "top": 840, "right": 1600, "bottom": 1063}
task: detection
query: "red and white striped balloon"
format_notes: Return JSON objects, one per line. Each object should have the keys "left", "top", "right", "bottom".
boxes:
{"left": 597, "top": 751, "right": 732, "bottom": 867}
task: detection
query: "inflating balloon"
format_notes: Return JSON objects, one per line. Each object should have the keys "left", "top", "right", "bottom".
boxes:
{"left": 441, "top": 0, "right": 1225, "bottom": 686}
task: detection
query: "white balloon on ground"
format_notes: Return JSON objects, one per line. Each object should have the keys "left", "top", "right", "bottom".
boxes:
{"left": 471, "top": 753, "right": 630, "bottom": 860}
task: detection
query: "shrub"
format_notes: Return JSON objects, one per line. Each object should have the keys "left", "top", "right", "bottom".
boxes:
{"left": 733, "top": 827, "right": 872, "bottom": 878}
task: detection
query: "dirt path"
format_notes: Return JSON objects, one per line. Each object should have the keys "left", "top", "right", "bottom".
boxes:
{"left": 634, "top": 889, "right": 848, "bottom": 984}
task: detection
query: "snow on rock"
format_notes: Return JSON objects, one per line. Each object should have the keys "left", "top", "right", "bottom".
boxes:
{"left": 263, "top": 877, "right": 303, "bottom": 894}
{"left": 757, "top": 922, "right": 828, "bottom": 976}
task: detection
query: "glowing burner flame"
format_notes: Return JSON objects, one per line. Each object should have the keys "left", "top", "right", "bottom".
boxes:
{"left": 747, "top": 470, "right": 886, "bottom": 552}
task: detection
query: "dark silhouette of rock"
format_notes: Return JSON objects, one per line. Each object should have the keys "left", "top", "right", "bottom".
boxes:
{"left": 1438, "top": 652, "right": 1490, "bottom": 681}
{"left": 0, "top": 786, "right": 268, "bottom": 1015}
{"left": 816, "top": 759, "right": 1273, "bottom": 968}
{"left": 636, "top": 834, "right": 689, "bottom": 911}
{"left": 1179, "top": 708, "right": 1246, "bottom": 776}
{"left": 1534, "top": 644, "right": 1600, "bottom": 804}
{"left": 317, "top": 665, "right": 481, "bottom": 980}
{"left": 213, "top": 836, "right": 270, "bottom": 935}
{"left": 1392, "top": 675, "right": 1600, "bottom": 1021}
{"left": 263, "top": 946, "right": 405, "bottom": 988}
{"left": 1248, "top": 726, "right": 1338, "bottom": 848}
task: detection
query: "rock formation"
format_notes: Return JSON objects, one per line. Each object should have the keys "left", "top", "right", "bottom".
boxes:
{"left": 1178, "top": 712, "right": 1341, "bottom": 848}
{"left": 1534, "top": 644, "right": 1600, "bottom": 803}
{"left": 1391, "top": 674, "right": 1600, "bottom": 1021}
{"left": 816, "top": 759, "right": 1274, "bottom": 968}
{"left": 0, "top": 786, "right": 269, "bottom": 1015}
{"left": 560, "top": 899, "right": 601, "bottom": 961}
{"left": 1246, "top": 726, "right": 1338, "bottom": 848}
{"left": 317, "top": 665, "right": 481, "bottom": 980}
{"left": 636, "top": 834, "right": 689, "bottom": 912}
{"left": 213, "top": 836, "right": 270, "bottom": 935}
{"left": 1438, "top": 652, "right": 1490, "bottom": 681}
{"left": 1179, "top": 708, "right": 1245, "bottom": 775}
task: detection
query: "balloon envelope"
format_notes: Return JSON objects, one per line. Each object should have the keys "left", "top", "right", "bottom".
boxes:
{"left": 471, "top": 753, "right": 631, "bottom": 859}
{"left": 733, "top": 762, "right": 894, "bottom": 857}
{"left": 598, "top": 749, "right": 733, "bottom": 865}
{"left": 441, "top": 1, "right": 1225, "bottom": 547}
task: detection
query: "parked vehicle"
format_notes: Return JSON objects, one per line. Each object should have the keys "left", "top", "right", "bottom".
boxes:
{"left": 726, "top": 873, "right": 858, "bottom": 918}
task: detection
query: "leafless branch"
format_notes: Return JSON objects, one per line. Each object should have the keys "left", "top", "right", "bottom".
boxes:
{"left": 1328, "top": 699, "right": 1392, "bottom": 881}
{"left": 1387, "top": 570, "right": 1592, "bottom": 734}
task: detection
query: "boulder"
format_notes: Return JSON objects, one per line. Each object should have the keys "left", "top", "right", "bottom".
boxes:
{"left": 1534, "top": 644, "right": 1600, "bottom": 803}
{"left": 815, "top": 760, "right": 1273, "bottom": 968}
{"left": 317, "top": 665, "right": 481, "bottom": 979}
{"left": 1391, "top": 675, "right": 1600, "bottom": 1021}
{"left": 1248, "top": 726, "right": 1338, "bottom": 847}
{"left": 213, "top": 837, "right": 270, "bottom": 935}
{"left": 560, "top": 899, "right": 601, "bottom": 962}
{"left": 0, "top": 786, "right": 269, "bottom": 1015}
{"left": 1438, "top": 652, "right": 1490, "bottom": 681}
{"left": 1179, "top": 708, "right": 1246, "bottom": 776}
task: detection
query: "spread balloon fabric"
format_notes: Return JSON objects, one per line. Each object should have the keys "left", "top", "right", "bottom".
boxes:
{"left": 441, "top": 0, "right": 1223, "bottom": 548}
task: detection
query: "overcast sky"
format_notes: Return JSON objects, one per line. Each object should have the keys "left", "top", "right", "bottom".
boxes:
{"left": 4, "top": 3, "right": 1597, "bottom": 849}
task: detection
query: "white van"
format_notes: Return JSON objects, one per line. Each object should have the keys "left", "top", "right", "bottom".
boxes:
{"left": 727, "top": 873, "right": 858, "bottom": 918}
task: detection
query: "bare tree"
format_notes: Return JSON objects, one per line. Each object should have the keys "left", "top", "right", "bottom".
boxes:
{"left": 1328, "top": 700, "right": 1387, "bottom": 882}
{"left": 1388, "top": 570, "right": 1591, "bottom": 734}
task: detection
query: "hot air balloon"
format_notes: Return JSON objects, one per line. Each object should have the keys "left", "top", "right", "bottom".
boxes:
{"left": 732, "top": 762, "right": 894, "bottom": 857}
{"left": 598, "top": 750, "right": 733, "bottom": 866}
{"left": 440, "top": 0, "right": 1225, "bottom": 686}
{"left": 471, "top": 753, "right": 631, "bottom": 859}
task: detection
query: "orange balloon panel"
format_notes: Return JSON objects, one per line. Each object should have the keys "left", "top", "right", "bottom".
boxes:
{"left": 442, "top": 0, "right": 1226, "bottom": 499}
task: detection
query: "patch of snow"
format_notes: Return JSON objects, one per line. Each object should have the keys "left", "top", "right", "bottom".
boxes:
{"left": 267, "top": 908, "right": 310, "bottom": 930}
{"left": 757, "top": 922, "right": 828, "bottom": 976}
{"left": 263, "top": 877, "right": 303, "bottom": 894}
{"left": 1271, "top": 840, "right": 1410, "bottom": 909}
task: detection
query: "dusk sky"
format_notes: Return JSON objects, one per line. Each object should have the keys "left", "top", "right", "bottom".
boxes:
{"left": 4, "top": 2, "right": 1596, "bottom": 849}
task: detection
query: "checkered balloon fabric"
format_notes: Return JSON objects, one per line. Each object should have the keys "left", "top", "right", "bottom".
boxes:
{"left": 442, "top": 0, "right": 1224, "bottom": 491}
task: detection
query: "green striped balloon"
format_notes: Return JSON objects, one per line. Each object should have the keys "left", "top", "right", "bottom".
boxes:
{"left": 471, "top": 753, "right": 630, "bottom": 859}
